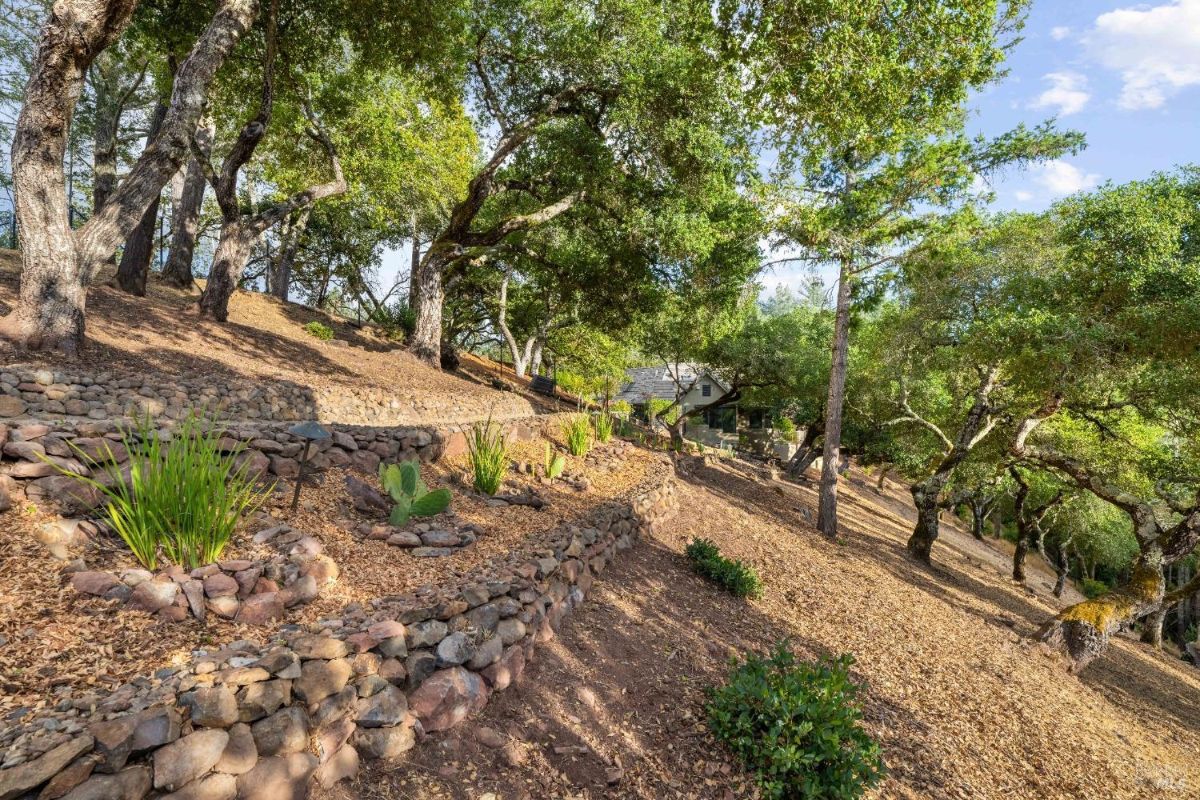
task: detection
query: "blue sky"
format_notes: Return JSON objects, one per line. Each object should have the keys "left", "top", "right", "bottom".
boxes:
{"left": 761, "top": 0, "right": 1200, "bottom": 293}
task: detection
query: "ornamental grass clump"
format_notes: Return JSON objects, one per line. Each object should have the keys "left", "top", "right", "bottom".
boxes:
{"left": 594, "top": 412, "right": 613, "bottom": 443}
{"left": 52, "top": 413, "right": 267, "bottom": 570}
{"left": 466, "top": 418, "right": 508, "bottom": 496}
{"left": 685, "top": 537, "right": 763, "bottom": 598}
{"left": 708, "top": 645, "right": 884, "bottom": 800}
{"left": 562, "top": 414, "right": 592, "bottom": 457}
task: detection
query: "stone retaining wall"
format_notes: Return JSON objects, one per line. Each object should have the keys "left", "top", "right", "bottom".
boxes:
{"left": 0, "top": 365, "right": 535, "bottom": 428}
{"left": 0, "top": 414, "right": 571, "bottom": 516}
{"left": 0, "top": 461, "right": 678, "bottom": 800}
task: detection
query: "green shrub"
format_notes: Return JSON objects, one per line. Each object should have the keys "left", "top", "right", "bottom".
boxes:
{"left": 1080, "top": 578, "right": 1110, "bottom": 599}
{"left": 50, "top": 414, "right": 267, "bottom": 570}
{"left": 368, "top": 304, "right": 416, "bottom": 339}
{"left": 685, "top": 537, "right": 763, "bottom": 598}
{"left": 610, "top": 399, "right": 633, "bottom": 419}
{"left": 708, "top": 645, "right": 884, "bottom": 800}
{"left": 774, "top": 416, "right": 798, "bottom": 443}
{"left": 562, "top": 414, "right": 592, "bottom": 457}
{"left": 379, "top": 460, "right": 452, "bottom": 526}
{"left": 594, "top": 413, "right": 613, "bottom": 443}
{"left": 466, "top": 418, "right": 508, "bottom": 496}
{"left": 543, "top": 441, "right": 565, "bottom": 480}
{"left": 304, "top": 320, "right": 335, "bottom": 341}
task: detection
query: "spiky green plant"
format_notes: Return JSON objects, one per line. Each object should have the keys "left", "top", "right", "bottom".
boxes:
{"left": 562, "top": 414, "right": 592, "bottom": 457}
{"left": 379, "top": 460, "right": 452, "bottom": 526}
{"left": 594, "top": 412, "right": 613, "bottom": 443}
{"left": 543, "top": 441, "right": 565, "bottom": 480}
{"left": 47, "top": 413, "right": 268, "bottom": 570}
{"left": 466, "top": 418, "right": 508, "bottom": 496}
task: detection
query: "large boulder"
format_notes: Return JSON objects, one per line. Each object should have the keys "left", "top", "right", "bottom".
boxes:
{"left": 407, "top": 667, "right": 489, "bottom": 732}
{"left": 152, "top": 729, "right": 229, "bottom": 792}
{"left": 234, "top": 753, "right": 317, "bottom": 800}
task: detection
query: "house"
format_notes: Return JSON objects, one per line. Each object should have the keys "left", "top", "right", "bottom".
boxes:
{"left": 616, "top": 363, "right": 729, "bottom": 417}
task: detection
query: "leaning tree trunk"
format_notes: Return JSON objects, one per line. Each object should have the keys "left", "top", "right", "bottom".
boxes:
{"left": 1038, "top": 558, "right": 1165, "bottom": 671}
{"left": 1, "top": 0, "right": 257, "bottom": 354}
{"left": 269, "top": 206, "right": 309, "bottom": 301}
{"left": 196, "top": 220, "right": 255, "bottom": 321}
{"left": 907, "top": 478, "right": 945, "bottom": 563}
{"left": 115, "top": 100, "right": 167, "bottom": 295}
{"left": 817, "top": 257, "right": 853, "bottom": 537}
{"left": 409, "top": 255, "right": 445, "bottom": 365}
{"left": 161, "top": 119, "right": 213, "bottom": 289}
{"left": 786, "top": 422, "right": 823, "bottom": 478}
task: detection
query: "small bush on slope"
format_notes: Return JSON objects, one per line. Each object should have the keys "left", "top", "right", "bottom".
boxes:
{"left": 304, "top": 320, "right": 334, "bottom": 340}
{"left": 708, "top": 645, "right": 884, "bottom": 800}
{"left": 685, "top": 537, "right": 763, "bottom": 598}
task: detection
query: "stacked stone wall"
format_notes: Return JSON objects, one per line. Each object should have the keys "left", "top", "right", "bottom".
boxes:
{"left": 0, "top": 449, "right": 678, "bottom": 799}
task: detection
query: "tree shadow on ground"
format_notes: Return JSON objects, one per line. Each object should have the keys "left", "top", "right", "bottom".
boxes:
{"left": 326, "top": 532, "right": 937, "bottom": 800}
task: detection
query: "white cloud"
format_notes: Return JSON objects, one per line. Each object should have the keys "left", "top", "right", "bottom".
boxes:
{"left": 1029, "top": 71, "right": 1091, "bottom": 115}
{"left": 1014, "top": 190, "right": 1034, "bottom": 202}
{"left": 1086, "top": 0, "right": 1200, "bottom": 110}
{"left": 1033, "top": 160, "right": 1101, "bottom": 197}
{"left": 1050, "top": 26, "right": 1072, "bottom": 41}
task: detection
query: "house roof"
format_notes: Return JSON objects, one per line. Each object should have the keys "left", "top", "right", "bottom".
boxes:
{"left": 615, "top": 363, "right": 727, "bottom": 404}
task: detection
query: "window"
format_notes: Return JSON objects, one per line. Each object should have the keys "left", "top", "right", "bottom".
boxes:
{"left": 701, "top": 383, "right": 712, "bottom": 397}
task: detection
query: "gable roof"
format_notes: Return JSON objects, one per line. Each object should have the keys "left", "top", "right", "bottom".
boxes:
{"left": 615, "top": 363, "right": 728, "bottom": 404}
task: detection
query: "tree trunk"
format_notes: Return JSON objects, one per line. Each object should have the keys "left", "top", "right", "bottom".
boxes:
{"left": 1, "top": 0, "right": 257, "bottom": 354}
{"left": 270, "top": 206, "right": 309, "bottom": 301}
{"left": 1140, "top": 606, "right": 1166, "bottom": 648}
{"left": 196, "top": 220, "right": 255, "bottom": 321}
{"left": 91, "top": 52, "right": 120, "bottom": 215}
{"left": 907, "top": 478, "right": 943, "bottom": 563}
{"left": 1053, "top": 568, "right": 1069, "bottom": 599}
{"left": 161, "top": 119, "right": 213, "bottom": 289}
{"left": 874, "top": 464, "right": 892, "bottom": 493}
{"left": 970, "top": 500, "right": 987, "bottom": 540}
{"left": 1038, "top": 557, "right": 1165, "bottom": 671}
{"left": 786, "top": 422, "right": 822, "bottom": 478}
{"left": 817, "top": 256, "right": 853, "bottom": 538}
{"left": 115, "top": 100, "right": 168, "bottom": 295}
{"left": 409, "top": 255, "right": 445, "bottom": 365}
{"left": 1013, "top": 534, "right": 1030, "bottom": 583}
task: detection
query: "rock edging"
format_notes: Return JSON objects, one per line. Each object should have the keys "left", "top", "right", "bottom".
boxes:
{"left": 0, "top": 460, "right": 679, "bottom": 800}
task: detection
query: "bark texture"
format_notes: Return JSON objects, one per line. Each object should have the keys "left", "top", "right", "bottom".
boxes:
{"left": 161, "top": 118, "right": 213, "bottom": 289}
{"left": 1, "top": 0, "right": 257, "bottom": 353}
{"left": 114, "top": 99, "right": 167, "bottom": 295}
{"left": 901, "top": 366, "right": 1001, "bottom": 562}
{"left": 817, "top": 257, "right": 853, "bottom": 537}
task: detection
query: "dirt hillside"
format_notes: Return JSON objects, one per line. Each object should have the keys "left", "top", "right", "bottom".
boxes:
{"left": 0, "top": 250, "right": 559, "bottom": 415}
{"left": 325, "top": 457, "right": 1200, "bottom": 800}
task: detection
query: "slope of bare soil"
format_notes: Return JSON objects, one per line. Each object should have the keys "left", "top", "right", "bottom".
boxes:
{"left": 325, "top": 457, "right": 1200, "bottom": 800}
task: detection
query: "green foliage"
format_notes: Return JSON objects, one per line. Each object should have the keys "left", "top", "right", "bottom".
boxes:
{"left": 685, "top": 538, "right": 763, "bottom": 599}
{"left": 379, "top": 460, "right": 451, "bottom": 526}
{"left": 708, "top": 645, "right": 884, "bottom": 800}
{"left": 303, "top": 320, "right": 335, "bottom": 341}
{"left": 368, "top": 303, "right": 416, "bottom": 340}
{"left": 543, "top": 441, "right": 566, "bottom": 480}
{"left": 646, "top": 398, "right": 679, "bottom": 425}
{"left": 466, "top": 419, "right": 508, "bottom": 496}
{"left": 610, "top": 400, "right": 633, "bottom": 419}
{"left": 50, "top": 414, "right": 267, "bottom": 570}
{"left": 1080, "top": 579, "right": 1111, "bottom": 600}
{"left": 562, "top": 415, "right": 592, "bottom": 457}
{"left": 773, "top": 416, "right": 798, "bottom": 443}
{"left": 594, "top": 413, "right": 613, "bottom": 443}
